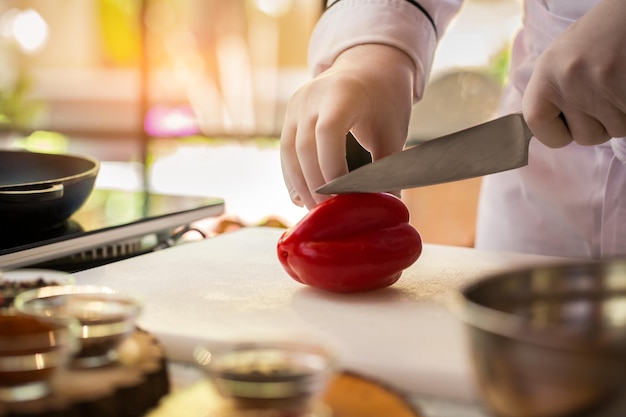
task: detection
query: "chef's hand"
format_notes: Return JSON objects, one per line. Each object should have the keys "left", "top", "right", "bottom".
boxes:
{"left": 523, "top": 0, "right": 626, "bottom": 148}
{"left": 280, "top": 44, "right": 415, "bottom": 209}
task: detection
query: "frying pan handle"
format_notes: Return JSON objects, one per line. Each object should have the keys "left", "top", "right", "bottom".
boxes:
{"left": 0, "top": 183, "right": 64, "bottom": 203}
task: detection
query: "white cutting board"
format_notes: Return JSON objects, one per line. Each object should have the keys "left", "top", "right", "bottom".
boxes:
{"left": 73, "top": 227, "right": 565, "bottom": 402}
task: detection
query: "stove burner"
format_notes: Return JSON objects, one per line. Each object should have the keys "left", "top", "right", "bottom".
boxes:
{"left": 0, "top": 189, "right": 224, "bottom": 271}
{"left": 34, "top": 235, "right": 152, "bottom": 272}
{"left": 67, "top": 237, "right": 145, "bottom": 262}
{"left": 35, "top": 226, "right": 206, "bottom": 272}
{"left": 0, "top": 220, "right": 84, "bottom": 251}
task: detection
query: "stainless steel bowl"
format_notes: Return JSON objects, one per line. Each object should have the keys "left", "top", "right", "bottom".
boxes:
{"left": 456, "top": 259, "right": 626, "bottom": 417}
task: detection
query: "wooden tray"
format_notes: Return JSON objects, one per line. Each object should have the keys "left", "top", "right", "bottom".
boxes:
{"left": 147, "top": 370, "right": 422, "bottom": 417}
{"left": 0, "top": 329, "right": 169, "bottom": 417}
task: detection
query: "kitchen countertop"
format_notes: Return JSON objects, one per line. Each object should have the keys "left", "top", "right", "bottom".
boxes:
{"left": 72, "top": 226, "right": 569, "bottom": 408}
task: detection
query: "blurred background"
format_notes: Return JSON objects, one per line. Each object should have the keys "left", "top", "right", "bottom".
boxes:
{"left": 0, "top": 0, "right": 522, "bottom": 245}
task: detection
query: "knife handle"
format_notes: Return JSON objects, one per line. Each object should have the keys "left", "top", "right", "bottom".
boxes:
{"left": 346, "top": 132, "right": 372, "bottom": 171}
{"left": 523, "top": 112, "right": 569, "bottom": 138}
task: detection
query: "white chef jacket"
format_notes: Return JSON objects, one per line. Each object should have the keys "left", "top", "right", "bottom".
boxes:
{"left": 309, "top": 0, "right": 626, "bottom": 259}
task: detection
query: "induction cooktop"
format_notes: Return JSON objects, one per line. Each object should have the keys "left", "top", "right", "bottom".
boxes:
{"left": 0, "top": 188, "right": 225, "bottom": 271}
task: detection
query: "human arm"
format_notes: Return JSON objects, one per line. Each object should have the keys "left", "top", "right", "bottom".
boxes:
{"left": 522, "top": 0, "right": 626, "bottom": 148}
{"left": 280, "top": 0, "right": 462, "bottom": 209}
{"left": 280, "top": 44, "right": 415, "bottom": 208}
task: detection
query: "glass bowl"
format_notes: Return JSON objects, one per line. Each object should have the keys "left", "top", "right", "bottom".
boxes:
{"left": 194, "top": 340, "right": 336, "bottom": 416}
{"left": 14, "top": 285, "right": 142, "bottom": 368}
{"left": 0, "top": 314, "right": 77, "bottom": 402}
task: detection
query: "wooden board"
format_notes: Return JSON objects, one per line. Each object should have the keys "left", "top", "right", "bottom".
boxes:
{"left": 0, "top": 329, "right": 170, "bottom": 417}
{"left": 324, "top": 372, "right": 422, "bottom": 417}
{"left": 147, "top": 371, "right": 423, "bottom": 417}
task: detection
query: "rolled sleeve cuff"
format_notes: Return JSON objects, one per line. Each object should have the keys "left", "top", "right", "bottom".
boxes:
{"left": 308, "top": 0, "right": 438, "bottom": 101}
{"left": 611, "top": 137, "right": 626, "bottom": 165}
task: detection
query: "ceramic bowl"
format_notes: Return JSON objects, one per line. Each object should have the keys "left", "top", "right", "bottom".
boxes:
{"left": 14, "top": 285, "right": 142, "bottom": 368}
{"left": 455, "top": 259, "right": 626, "bottom": 417}
{"left": 194, "top": 340, "right": 336, "bottom": 414}
{"left": 0, "top": 314, "right": 76, "bottom": 402}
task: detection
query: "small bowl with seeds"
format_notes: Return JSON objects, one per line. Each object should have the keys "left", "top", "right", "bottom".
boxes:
{"left": 194, "top": 340, "right": 336, "bottom": 416}
{"left": 0, "top": 269, "right": 75, "bottom": 312}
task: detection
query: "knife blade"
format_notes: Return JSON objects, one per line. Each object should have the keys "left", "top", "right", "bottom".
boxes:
{"left": 316, "top": 112, "right": 533, "bottom": 194}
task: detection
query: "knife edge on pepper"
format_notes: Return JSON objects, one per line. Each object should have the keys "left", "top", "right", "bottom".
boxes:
{"left": 316, "top": 113, "right": 533, "bottom": 195}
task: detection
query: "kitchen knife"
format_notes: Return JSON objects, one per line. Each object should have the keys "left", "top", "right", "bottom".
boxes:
{"left": 316, "top": 112, "right": 532, "bottom": 194}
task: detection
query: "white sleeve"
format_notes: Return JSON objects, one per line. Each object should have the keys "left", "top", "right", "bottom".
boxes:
{"left": 308, "top": 0, "right": 464, "bottom": 100}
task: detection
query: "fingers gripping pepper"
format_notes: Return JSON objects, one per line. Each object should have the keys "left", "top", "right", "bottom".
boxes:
{"left": 276, "top": 193, "right": 422, "bottom": 293}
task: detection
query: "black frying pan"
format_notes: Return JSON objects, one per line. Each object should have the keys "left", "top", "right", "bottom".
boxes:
{"left": 0, "top": 150, "right": 99, "bottom": 232}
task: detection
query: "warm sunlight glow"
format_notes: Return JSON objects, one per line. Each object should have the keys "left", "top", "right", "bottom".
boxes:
{"left": 145, "top": 106, "right": 200, "bottom": 137}
{"left": 12, "top": 8, "right": 49, "bottom": 54}
{"left": 254, "top": 0, "right": 293, "bottom": 18}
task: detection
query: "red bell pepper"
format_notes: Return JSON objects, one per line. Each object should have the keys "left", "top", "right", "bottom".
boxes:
{"left": 276, "top": 193, "right": 422, "bottom": 293}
